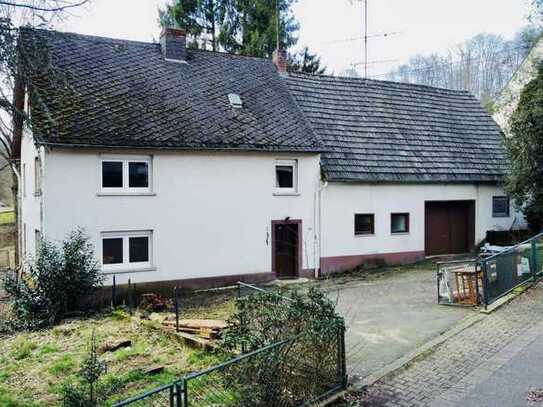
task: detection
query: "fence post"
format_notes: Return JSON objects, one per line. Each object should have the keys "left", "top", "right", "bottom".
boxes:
{"left": 111, "top": 275, "right": 116, "bottom": 309}
{"left": 338, "top": 325, "right": 348, "bottom": 388}
{"left": 181, "top": 378, "right": 188, "bottom": 407}
{"left": 128, "top": 278, "right": 133, "bottom": 315}
{"left": 481, "top": 261, "right": 489, "bottom": 310}
{"left": 532, "top": 240, "right": 539, "bottom": 282}
{"left": 174, "top": 286, "right": 180, "bottom": 333}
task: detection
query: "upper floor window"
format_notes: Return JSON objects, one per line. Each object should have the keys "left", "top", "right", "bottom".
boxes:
{"left": 355, "top": 213, "right": 375, "bottom": 236}
{"left": 391, "top": 213, "right": 410, "bottom": 234}
{"left": 492, "top": 196, "right": 510, "bottom": 218}
{"left": 101, "top": 156, "right": 152, "bottom": 194}
{"left": 275, "top": 159, "right": 298, "bottom": 194}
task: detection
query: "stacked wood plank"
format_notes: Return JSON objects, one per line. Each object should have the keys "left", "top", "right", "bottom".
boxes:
{"left": 161, "top": 319, "right": 227, "bottom": 348}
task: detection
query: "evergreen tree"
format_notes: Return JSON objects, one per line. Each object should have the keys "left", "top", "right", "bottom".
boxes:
{"left": 504, "top": 62, "right": 543, "bottom": 233}
{"left": 159, "top": 0, "right": 227, "bottom": 51}
{"left": 288, "top": 47, "right": 326, "bottom": 74}
{"left": 160, "top": 0, "right": 299, "bottom": 58}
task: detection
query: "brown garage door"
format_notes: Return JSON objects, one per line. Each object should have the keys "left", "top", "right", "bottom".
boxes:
{"left": 425, "top": 201, "right": 475, "bottom": 256}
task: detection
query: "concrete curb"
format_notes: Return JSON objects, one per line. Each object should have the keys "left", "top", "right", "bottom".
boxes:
{"left": 480, "top": 284, "right": 530, "bottom": 314}
{"left": 352, "top": 312, "right": 486, "bottom": 391}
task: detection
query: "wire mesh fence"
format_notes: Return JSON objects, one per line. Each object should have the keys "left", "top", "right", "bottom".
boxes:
{"left": 113, "top": 383, "right": 180, "bottom": 407}
{"left": 435, "top": 232, "right": 543, "bottom": 309}
{"left": 477, "top": 232, "right": 543, "bottom": 308}
{"left": 113, "top": 282, "right": 347, "bottom": 407}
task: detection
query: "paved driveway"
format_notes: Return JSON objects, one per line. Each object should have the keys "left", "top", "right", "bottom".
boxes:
{"left": 320, "top": 265, "right": 473, "bottom": 381}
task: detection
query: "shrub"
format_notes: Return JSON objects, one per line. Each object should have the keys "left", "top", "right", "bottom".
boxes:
{"left": 3, "top": 229, "right": 104, "bottom": 328}
{"left": 219, "top": 287, "right": 345, "bottom": 406}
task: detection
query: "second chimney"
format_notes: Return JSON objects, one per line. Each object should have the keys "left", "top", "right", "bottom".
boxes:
{"left": 272, "top": 49, "right": 288, "bottom": 75}
{"left": 160, "top": 27, "right": 187, "bottom": 63}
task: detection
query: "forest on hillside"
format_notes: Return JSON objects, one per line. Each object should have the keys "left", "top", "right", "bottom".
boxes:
{"left": 382, "top": 27, "right": 541, "bottom": 110}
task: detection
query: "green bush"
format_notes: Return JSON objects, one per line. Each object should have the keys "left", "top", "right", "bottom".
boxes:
{"left": 3, "top": 229, "right": 104, "bottom": 328}
{"left": 218, "top": 287, "right": 345, "bottom": 406}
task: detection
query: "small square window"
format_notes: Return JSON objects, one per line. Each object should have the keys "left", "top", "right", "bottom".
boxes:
{"left": 355, "top": 214, "right": 375, "bottom": 235}
{"left": 129, "top": 162, "right": 149, "bottom": 188}
{"left": 129, "top": 236, "right": 149, "bottom": 263}
{"left": 102, "top": 161, "right": 123, "bottom": 188}
{"left": 103, "top": 238, "right": 123, "bottom": 264}
{"left": 391, "top": 213, "right": 410, "bottom": 234}
{"left": 492, "top": 196, "right": 510, "bottom": 218}
{"left": 276, "top": 166, "right": 293, "bottom": 188}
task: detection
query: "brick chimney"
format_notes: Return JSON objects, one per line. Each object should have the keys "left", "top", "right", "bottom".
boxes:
{"left": 160, "top": 27, "right": 187, "bottom": 63}
{"left": 272, "top": 49, "right": 288, "bottom": 75}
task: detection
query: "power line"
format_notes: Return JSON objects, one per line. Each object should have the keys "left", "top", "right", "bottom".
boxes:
{"left": 369, "top": 44, "right": 531, "bottom": 78}
{"left": 351, "top": 58, "right": 398, "bottom": 66}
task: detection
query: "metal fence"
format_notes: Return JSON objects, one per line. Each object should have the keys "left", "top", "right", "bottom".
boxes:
{"left": 480, "top": 232, "right": 543, "bottom": 308}
{"left": 437, "top": 232, "right": 543, "bottom": 309}
{"left": 113, "top": 282, "right": 347, "bottom": 407}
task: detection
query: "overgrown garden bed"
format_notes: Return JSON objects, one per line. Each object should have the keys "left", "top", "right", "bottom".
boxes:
{"left": 0, "top": 298, "right": 235, "bottom": 406}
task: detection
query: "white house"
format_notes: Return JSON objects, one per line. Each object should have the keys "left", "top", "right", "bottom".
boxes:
{"left": 17, "top": 27, "right": 514, "bottom": 289}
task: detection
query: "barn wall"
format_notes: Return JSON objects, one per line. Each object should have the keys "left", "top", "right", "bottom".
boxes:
{"left": 320, "top": 182, "right": 515, "bottom": 274}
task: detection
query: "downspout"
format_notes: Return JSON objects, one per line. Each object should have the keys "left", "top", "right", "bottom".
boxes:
{"left": 314, "top": 179, "right": 328, "bottom": 279}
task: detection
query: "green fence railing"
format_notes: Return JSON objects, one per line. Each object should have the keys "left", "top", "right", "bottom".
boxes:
{"left": 480, "top": 232, "right": 543, "bottom": 308}
{"left": 112, "top": 282, "right": 347, "bottom": 407}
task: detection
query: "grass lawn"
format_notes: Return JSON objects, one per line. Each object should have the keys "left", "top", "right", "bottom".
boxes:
{"left": 0, "top": 296, "right": 236, "bottom": 406}
{"left": 0, "top": 211, "right": 14, "bottom": 225}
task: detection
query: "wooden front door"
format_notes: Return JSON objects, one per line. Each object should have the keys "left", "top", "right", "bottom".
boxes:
{"left": 272, "top": 221, "right": 300, "bottom": 279}
{"left": 425, "top": 201, "right": 475, "bottom": 256}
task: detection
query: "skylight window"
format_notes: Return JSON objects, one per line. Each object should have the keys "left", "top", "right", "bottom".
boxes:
{"left": 228, "top": 93, "right": 243, "bottom": 109}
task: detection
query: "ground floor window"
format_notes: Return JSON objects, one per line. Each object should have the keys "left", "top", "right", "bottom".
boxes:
{"left": 101, "top": 230, "right": 152, "bottom": 272}
{"left": 391, "top": 213, "right": 410, "bottom": 234}
{"left": 355, "top": 214, "right": 375, "bottom": 235}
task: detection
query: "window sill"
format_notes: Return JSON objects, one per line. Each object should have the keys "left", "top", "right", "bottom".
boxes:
{"left": 354, "top": 233, "right": 375, "bottom": 237}
{"left": 391, "top": 232, "right": 410, "bottom": 236}
{"left": 97, "top": 192, "right": 156, "bottom": 197}
{"left": 492, "top": 214, "right": 510, "bottom": 218}
{"left": 273, "top": 192, "right": 300, "bottom": 197}
{"left": 102, "top": 266, "right": 156, "bottom": 275}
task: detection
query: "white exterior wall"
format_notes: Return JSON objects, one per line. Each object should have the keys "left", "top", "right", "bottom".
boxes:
{"left": 41, "top": 148, "right": 321, "bottom": 284}
{"left": 321, "top": 182, "right": 514, "bottom": 259}
{"left": 19, "top": 131, "right": 44, "bottom": 260}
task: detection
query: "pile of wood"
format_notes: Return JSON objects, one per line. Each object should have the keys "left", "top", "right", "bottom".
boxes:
{"left": 161, "top": 318, "right": 227, "bottom": 348}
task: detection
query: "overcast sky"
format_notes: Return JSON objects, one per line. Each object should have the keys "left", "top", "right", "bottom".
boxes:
{"left": 60, "top": 0, "right": 534, "bottom": 77}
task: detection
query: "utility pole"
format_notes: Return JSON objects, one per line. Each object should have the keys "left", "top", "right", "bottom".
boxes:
{"left": 364, "top": 0, "right": 368, "bottom": 78}
{"left": 276, "top": 0, "right": 280, "bottom": 51}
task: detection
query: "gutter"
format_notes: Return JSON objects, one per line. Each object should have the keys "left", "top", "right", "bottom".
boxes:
{"left": 314, "top": 179, "right": 328, "bottom": 279}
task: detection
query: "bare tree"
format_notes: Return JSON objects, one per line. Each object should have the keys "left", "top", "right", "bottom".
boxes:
{"left": 385, "top": 27, "right": 541, "bottom": 110}
{"left": 0, "top": 0, "right": 89, "bottom": 266}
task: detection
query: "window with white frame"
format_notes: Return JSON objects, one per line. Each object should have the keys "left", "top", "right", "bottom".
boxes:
{"left": 100, "top": 156, "right": 152, "bottom": 193}
{"left": 275, "top": 159, "right": 298, "bottom": 194}
{"left": 34, "top": 156, "right": 41, "bottom": 195}
{"left": 101, "top": 230, "right": 153, "bottom": 272}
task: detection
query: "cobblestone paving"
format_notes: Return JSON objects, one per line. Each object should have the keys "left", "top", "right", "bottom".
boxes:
{"left": 353, "top": 283, "right": 543, "bottom": 407}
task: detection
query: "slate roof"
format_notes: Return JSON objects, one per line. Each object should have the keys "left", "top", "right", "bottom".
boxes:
{"left": 287, "top": 72, "right": 508, "bottom": 182}
{"left": 20, "top": 28, "right": 321, "bottom": 152}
